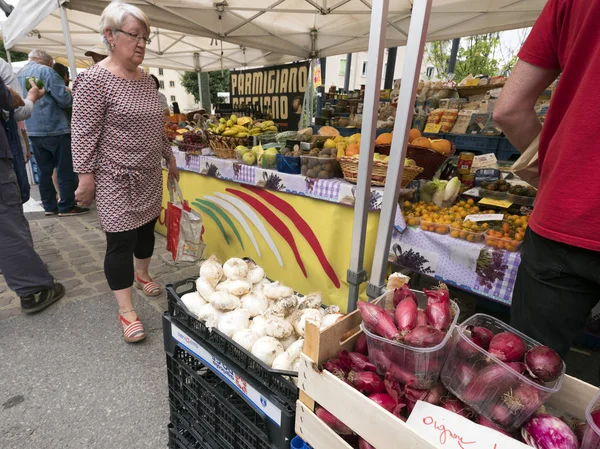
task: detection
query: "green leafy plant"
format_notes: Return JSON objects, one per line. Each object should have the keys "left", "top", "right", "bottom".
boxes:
{"left": 181, "top": 69, "right": 230, "bottom": 107}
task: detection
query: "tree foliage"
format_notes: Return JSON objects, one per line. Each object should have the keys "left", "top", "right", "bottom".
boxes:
{"left": 0, "top": 40, "right": 28, "bottom": 63}
{"left": 427, "top": 33, "right": 517, "bottom": 81}
{"left": 181, "top": 70, "right": 230, "bottom": 107}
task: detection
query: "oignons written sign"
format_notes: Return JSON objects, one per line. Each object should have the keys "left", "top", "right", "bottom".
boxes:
{"left": 230, "top": 61, "right": 310, "bottom": 131}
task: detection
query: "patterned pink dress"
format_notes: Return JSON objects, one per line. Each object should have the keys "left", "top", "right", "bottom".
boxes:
{"left": 71, "top": 65, "right": 172, "bottom": 233}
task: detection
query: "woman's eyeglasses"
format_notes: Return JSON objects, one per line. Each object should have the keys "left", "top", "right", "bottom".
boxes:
{"left": 116, "top": 29, "right": 151, "bottom": 45}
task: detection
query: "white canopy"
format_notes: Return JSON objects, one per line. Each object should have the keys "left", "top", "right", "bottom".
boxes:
{"left": 1, "top": 0, "right": 300, "bottom": 71}
{"left": 61, "top": 0, "right": 545, "bottom": 59}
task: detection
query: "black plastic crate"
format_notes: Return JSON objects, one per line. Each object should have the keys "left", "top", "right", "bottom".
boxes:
{"left": 169, "top": 403, "right": 220, "bottom": 449}
{"left": 166, "top": 278, "right": 298, "bottom": 408}
{"left": 164, "top": 313, "right": 296, "bottom": 449}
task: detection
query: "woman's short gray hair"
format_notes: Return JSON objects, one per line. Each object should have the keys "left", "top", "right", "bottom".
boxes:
{"left": 99, "top": 1, "right": 151, "bottom": 49}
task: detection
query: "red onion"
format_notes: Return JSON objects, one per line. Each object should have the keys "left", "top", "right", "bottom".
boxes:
{"left": 323, "top": 358, "right": 348, "bottom": 378}
{"left": 384, "top": 373, "right": 403, "bottom": 403}
{"left": 503, "top": 382, "right": 541, "bottom": 416}
{"left": 424, "top": 286, "right": 451, "bottom": 332}
{"left": 396, "top": 297, "right": 418, "bottom": 336}
{"left": 463, "top": 364, "right": 518, "bottom": 404}
{"left": 468, "top": 325, "right": 495, "bottom": 350}
{"left": 571, "top": 420, "right": 587, "bottom": 443}
{"left": 488, "top": 402, "right": 513, "bottom": 429}
{"left": 403, "top": 325, "right": 445, "bottom": 348}
{"left": 347, "top": 371, "right": 386, "bottom": 394}
{"left": 488, "top": 332, "right": 527, "bottom": 363}
{"left": 478, "top": 415, "right": 514, "bottom": 437}
{"left": 339, "top": 350, "right": 376, "bottom": 372}
{"left": 521, "top": 414, "right": 579, "bottom": 449}
{"left": 358, "top": 438, "right": 376, "bottom": 449}
{"left": 406, "top": 398, "right": 417, "bottom": 415}
{"left": 358, "top": 302, "right": 400, "bottom": 340}
{"left": 315, "top": 406, "right": 353, "bottom": 435}
{"left": 454, "top": 361, "right": 478, "bottom": 387}
{"left": 592, "top": 408, "right": 600, "bottom": 428}
{"left": 386, "top": 361, "right": 418, "bottom": 387}
{"left": 353, "top": 333, "right": 368, "bottom": 355}
{"left": 405, "top": 383, "right": 446, "bottom": 406}
{"left": 416, "top": 310, "right": 428, "bottom": 326}
{"left": 458, "top": 336, "right": 483, "bottom": 359}
{"left": 385, "top": 309, "right": 397, "bottom": 325}
{"left": 369, "top": 393, "right": 397, "bottom": 414}
{"left": 506, "top": 362, "right": 527, "bottom": 375}
{"left": 441, "top": 396, "right": 473, "bottom": 419}
{"left": 423, "top": 284, "right": 450, "bottom": 304}
{"left": 525, "top": 346, "right": 563, "bottom": 382}
{"left": 393, "top": 284, "right": 418, "bottom": 307}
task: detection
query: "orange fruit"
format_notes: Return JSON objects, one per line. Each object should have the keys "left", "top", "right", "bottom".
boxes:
{"left": 411, "top": 137, "right": 432, "bottom": 149}
{"left": 375, "top": 133, "right": 393, "bottom": 145}
{"left": 345, "top": 143, "right": 360, "bottom": 156}
{"left": 450, "top": 230, "right": 460, "bottom": 238}
{"left": 430, "top": 139, "right": 453, "bottom": 155}
{"left": 408, "top": 128, "right": 422, "bottom": 143}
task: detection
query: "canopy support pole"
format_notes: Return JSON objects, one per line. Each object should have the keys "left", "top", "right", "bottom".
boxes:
{"left": 346, "top": 0, "right": 390, "bottom": 312}
{"left": 5, "top": 49, "right": 11, "bottom": 64}
{"left": 59, "top": 6, "right": 77, "bottom": 82}
{"left": 384, "top": 47, "right": 397, "bottom": 89}
{"left": 448, "top": 38, "right": 460, "bottom": 75}
{"left": 193, "top": 52, "right": 204, "bottom": 109}
{"left": 366, "top": 0, "right": 433, "bottom": 301}
{"left": 319, "top": 57, "right": 327, "bottom": 85}
{"left": 343, "top": 53, "right": 352, "bottom": 93}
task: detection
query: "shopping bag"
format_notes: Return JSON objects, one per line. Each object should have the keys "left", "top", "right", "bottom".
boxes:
{"left": 166, "top": 179, "right": 205, "bottom": 262}
{"left": 511, "top": 134, "right": 540, "bottom": 188}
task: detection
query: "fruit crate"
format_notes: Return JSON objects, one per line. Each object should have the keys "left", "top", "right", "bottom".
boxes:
{"left": 295, "top": 297, "right": 599, "bottom": 449}
{"left": 168, "top": 399, "right": 220, "bottom": 449}
{"left": 166, "top": 278, "right": 298, "bottom": 409}
{"left": 164, "top": 313, "right": 296, "bottom": 449}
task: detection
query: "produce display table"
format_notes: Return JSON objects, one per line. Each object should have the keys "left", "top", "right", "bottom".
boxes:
{"left": 157, "top": 147, "right": 404, "bottom": 310}
{"left": 389, "top": 226, "right": 520, "bottom": 305}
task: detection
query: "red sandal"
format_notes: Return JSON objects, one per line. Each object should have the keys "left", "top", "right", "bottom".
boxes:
{"left": 119, "top": 310, "right": 146, "bottom": 343}
{"left": 134, "top": 274, "right": 162, "bottom": 297}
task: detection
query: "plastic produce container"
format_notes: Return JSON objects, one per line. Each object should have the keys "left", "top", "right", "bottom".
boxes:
{"left": 419, "top": 220, "right": 450, "bottom": 235}
{"left": 441, "top": 314, "right": 565, "bottom": 431}
{"left": 484, "top": 230, "right": 522, "bottom": 252}
{"left": 277, "top": 154, "right": 301, "bottom": 175}
{"left": 507, "top": 193, "right": 535, "bottom": 207}
{"left": 582, "top": 391, "right": 600, "bottom": 449}
{"left": 363, "top": 292, "right": 460, "bottom": 390}
{"left": 480, "top": 189, "right": 507, "bottom": 200}
{"left": 300, "top": 155, "right": 341, "bottom": 179}
{"left": 450, "top": 227, "right": 485, "bottom": 243}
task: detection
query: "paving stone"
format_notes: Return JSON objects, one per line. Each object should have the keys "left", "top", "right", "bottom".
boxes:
{"left": 40, "top": 253, "right": 63, "bottom": 263}
{"left": 60, "top": 278, "right": 83, "bottom": 291}
{"left": 92, "top": 282, "right": 111, "bottom": 294}
{"left": 85, "top": 272, "right": 107, "bottom": 284}
{"left": 76, "top": 265, "right": 103, "bottom": 275}
{"left": 46, "top": 260, "right": 70, "bottom": 271}
{"left": 0, "top": 307, "right": 22, "bottom": 320}
{"left": 64, "top": 287, "right": 95, "bottom": 299}
{"left": 0, "top": 293, "right": 17, "bottom": 308}
{"left": 61, "top": 243, "right": 83, "bottom": 252}
{"left": 71, "top": 255, "right": 96, "bottom": 265}
{"left": 68, "top": 249, "right": 90, "bottom": 259}
{"left": 49, "top": 269, "right": 76, "bottom": 281}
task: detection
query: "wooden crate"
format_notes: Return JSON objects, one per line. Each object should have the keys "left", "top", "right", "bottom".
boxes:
{"left": 296, "top": 305, "right": 599, "bottom": 449}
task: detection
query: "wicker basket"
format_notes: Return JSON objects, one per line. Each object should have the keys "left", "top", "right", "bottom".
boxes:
{"left": 406, "top": 142, "right": 455, "bottom": 179}
{"left": 338, "top": 156, "right": 424, "bottom": 187}
{"left": 207, "top": 134, "right": 250, "bottom": 159}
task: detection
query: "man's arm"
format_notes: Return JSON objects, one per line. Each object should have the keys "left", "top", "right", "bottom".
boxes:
{"left": 494, "top": 61, "right": 560, "bottom": 153}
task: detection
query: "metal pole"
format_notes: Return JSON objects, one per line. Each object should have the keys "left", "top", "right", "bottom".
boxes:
{"left": 384, "top": 47, "right": 397, "bottom": 89}
{"left": 343, "top": 53, "right": 352, "bottom": 93}
{"left": 448, "top": 38, "right": 460, "bottom": 75}
{"left": 319, "top": 57, "right": 327, "bottom": 85}
{"left": 367, "top": 0, "right": 433, "bottom": 300}
{"left": 193, "top": 52, "right": 203, "bottom": 108}
{"left": 59, "top": 6, "right": 78, "bottom": 82}
{"left": 346, "top": 0, "right": 390, "bottom": 312}
{"left": 5, "top": 49, "right": 11, "bottom": 64}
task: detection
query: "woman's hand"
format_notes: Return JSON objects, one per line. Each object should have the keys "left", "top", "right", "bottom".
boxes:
{"left": 75, "top": 173, "right": 96, "bottom": 206}
{"left": 168, "top": 157, "right": 179, "bottom": 181}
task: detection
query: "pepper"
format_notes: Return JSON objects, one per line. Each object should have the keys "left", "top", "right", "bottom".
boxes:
{"left": 25, "top": 76, "right": 44, "bottom": 91}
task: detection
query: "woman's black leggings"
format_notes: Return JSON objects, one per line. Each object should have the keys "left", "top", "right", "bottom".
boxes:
{"left": 104, "top": 217, "right": 158, "bottom": 291}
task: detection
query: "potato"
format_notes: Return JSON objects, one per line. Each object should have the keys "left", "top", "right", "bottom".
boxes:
{"left": 318, "top": 170, "right": 329, "bottom": 179}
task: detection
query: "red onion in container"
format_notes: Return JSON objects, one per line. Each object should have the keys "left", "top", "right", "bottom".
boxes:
{"left": 416, "top": 310, "right": 428, "bottom": 327}
{"left": 441, "top": 396, "right": 473, "bottom": 419}
{"left": 403, "top": 325, "right": 445, "bottom": 348}
{"left": 353, "top": 333, "right": 368, "bottom": 355}
{"left": 525, "top": 346, "right": 563, "bottom": 382}
{"left": 358, "top": 438, "right": 376, "bottom": 449}
{"left": 396, "top": 297, "right": 418, "bottom": 337}
{"left": 478, "top": 415, "right": 514, "bottom": 437}
{"left": 468, "top": 326, "right": 495, "bottom": 350}
{"left": 347, "top": 371, "right": 386, "bottom": 394}
{"left": 315, "top": 406, "right": 353, "bottom": 435}
{"left": 521, "top": 414, "right": 579, "bottom": 449}
{"left": 368, "top": 393, "right": 397, "bottom": 414}
{"left": 358, "top": 302, "right": 400, "bottom": 340}
{"left": 488, "top": 332, "right": 527, "bottom": 363}
{"left": 393, "top": 284, "right": 418, "bottom": 307}
{"left": 463, "top": 364, "right": 518, "bottom": 404}
{"left": 338, "top": 350, "right": 376, "bottom": 372}
{"left": 424, "top": 286, "right": 451, "bottom": 332}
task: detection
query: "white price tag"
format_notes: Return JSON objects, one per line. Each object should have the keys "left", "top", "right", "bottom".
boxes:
{"left": 472, "top": 153, "right": 497, "bottom": 169}
{"left": 464, "top": 214, "right": 504, "bottom": 222}
{"left": 407, "top": 401, "right": 529, "bottom": 449}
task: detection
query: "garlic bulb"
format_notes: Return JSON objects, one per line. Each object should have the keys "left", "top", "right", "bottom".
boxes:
{"left": 293, "top": 309, "right": 322, "bottom": 336}
{"left": 223, "top": 258, "right": 248, "bottom": 280}
{"left": 247, "top": 265, "right": 265, "bottom": 284}
{"left": 241, "top": 292, "right": 269, "bottom": 317}
{"left": 180, "top": 291, "right": 206, "bottom": 316}
{"left": 217, "top": 309, "right": 250, "bottom": 337}
{"left": 265, "top": 314, "right": 294, "bottom": 339}
{"left": 196, "top": 303, "right": 223, "bottom": 328}
{"left": 195, "top": 277, "right": 215, "bottom": 302}
{"left": 250, "top": 315, "right": 268, "bottom": 338}
{"left": 216, "top": 280, "right": 232, "bottom": 292}
{"left": 279, "top": 333, "right": 298, "bottom": 350}
{"left": 232, "top": 329, "right": 259, "bottom": 351}
{"left": 286, "top": 338, "right": 304, "bottom": 360}
{"left": 272, "top": 351, "right": 295, "bottom": 371}
{"left": 199, "top": 254, "right": 223, "bottom": 287}
{"left": 270, "top": 295, "right": 297, "bottom": 316}
{"left": 251, "top": 337, "right": 284, "bottom": 367}
{"left": 209, "top": 291, "right": 241, "bottom": 311}
{"left": 298, "top": 292, "right": 322, "bottom": 310}
{"left": 263, "top": 281, "right": 294, "bottom": 301}
{"left": 225, "top": 280, "right": 252, "bottom": 297}
{"left": 252, "top": 279, "right": 270, "bottom": 294}
{"left": 320, "top": 313, "right": 344, "bottom": 330}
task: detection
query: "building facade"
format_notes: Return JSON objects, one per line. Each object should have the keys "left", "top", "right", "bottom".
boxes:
{"left": 148, "top": 67, "right": 199, "bottom": 112}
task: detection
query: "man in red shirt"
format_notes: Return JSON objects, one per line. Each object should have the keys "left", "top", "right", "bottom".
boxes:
{"left": 494, "top": 0, "right": 600, "bottom": 358}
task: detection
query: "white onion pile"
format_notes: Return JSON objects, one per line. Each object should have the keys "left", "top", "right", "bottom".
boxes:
{"left": 181, "top": 255, "right": 344, "bottom": 375}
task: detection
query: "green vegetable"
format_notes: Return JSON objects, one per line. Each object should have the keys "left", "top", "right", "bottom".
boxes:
{"left": 25, "top": 77, "right": 44, "bottom": 91}
{"left": 432, "top": 180, "right": 448, "bottom": 206}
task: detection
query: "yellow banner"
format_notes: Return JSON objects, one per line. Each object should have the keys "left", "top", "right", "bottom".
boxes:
{"left": 157, "top": 170, "right": 382, "bottom": 311}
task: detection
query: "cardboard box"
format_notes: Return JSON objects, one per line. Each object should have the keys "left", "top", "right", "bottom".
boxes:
{"left": 450, "top": 110, "right": 475, "bottom": 134}
{"left": 466, "top": 113, "right": 493, "bottom": 134}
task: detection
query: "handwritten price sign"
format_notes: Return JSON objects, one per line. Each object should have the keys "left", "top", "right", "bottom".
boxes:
{"left": 407, "top": 401, "right": 529, "bottom": 449}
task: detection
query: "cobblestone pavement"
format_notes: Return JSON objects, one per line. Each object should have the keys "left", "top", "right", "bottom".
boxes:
{"left": 0, "top": 206, "right": 200, "bottom": 321}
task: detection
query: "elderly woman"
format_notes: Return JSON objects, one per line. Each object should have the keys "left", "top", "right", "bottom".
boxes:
{"left": 72, "top": 1, "right": 178, "bottom": 343}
